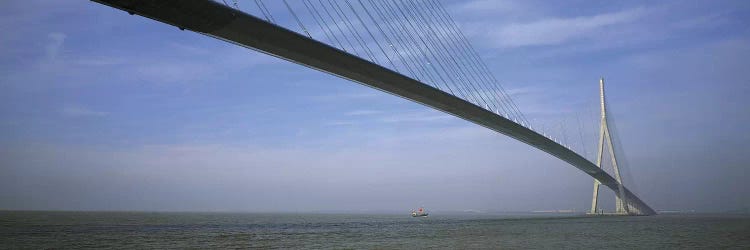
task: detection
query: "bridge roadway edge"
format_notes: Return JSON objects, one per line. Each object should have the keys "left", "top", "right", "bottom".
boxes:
{"left": 92, "top": 0, "right": 655, "bottom": 215}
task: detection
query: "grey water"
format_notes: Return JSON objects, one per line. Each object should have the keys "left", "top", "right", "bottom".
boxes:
{"left": 1, "top": 211, "right": 748, "bottom": 249}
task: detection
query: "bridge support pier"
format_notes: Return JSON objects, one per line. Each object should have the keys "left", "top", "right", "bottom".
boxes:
{"left": 589, "top": 78, "right": 629, "bottom": 215}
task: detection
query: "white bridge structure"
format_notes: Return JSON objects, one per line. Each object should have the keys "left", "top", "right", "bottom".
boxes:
{"left": 92, "top": 0, "right": 656, "bottom": 215}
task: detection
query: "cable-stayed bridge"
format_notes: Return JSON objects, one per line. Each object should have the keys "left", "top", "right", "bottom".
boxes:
{"left": 92, "top": 0, "right": 656, "bottom": 215}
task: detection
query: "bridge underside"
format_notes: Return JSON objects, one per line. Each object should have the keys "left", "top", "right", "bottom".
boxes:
{"left": 93, "top": 0, "right": 656, "bottom": 215}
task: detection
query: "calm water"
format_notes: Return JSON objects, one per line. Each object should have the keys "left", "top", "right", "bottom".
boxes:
{"left": 1, "top": 211, "right": 748, "bottom": 249}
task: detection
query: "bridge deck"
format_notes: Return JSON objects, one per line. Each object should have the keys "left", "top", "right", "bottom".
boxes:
{"left": 93, "top": 0, "right": 655, "bottom": 215}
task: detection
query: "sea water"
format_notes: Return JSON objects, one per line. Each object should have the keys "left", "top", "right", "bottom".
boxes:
{"left": 1, "top": 211, "right": 748, "bottom": 249}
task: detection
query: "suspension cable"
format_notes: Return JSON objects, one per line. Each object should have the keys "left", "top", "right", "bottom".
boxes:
{"left": 253, "top": 0, "right": 272, "bottom": 23}
{"left": 320, "top": 0, "right": 360, "bottom": 57}
{"left": 413, "top": 0, "right": 511, "bottom": 117}
{"left": 425, "top": 0, "right": 518, "bottom": 120}
{"left": 427, "top": 0, "right": 530, "bottom": 125}
{"left": 365, "top": 0, "right": 436, "bottom": 87}
{"left": 304, "top": 0, "right": 346, "bottom": 52}
{"left": 401, "top": 0, "right": 495, "bottom": 111}
{"left": 345, "top": 0, "right": 399, "bottom": 72}
{"left": 357, "top": 0, "right": 420, "bottom": 80}
{"left": 329, "top": 0, "right": 378, "bottom": 63}
{"left": 283, "top": 0, "right": 312, "bottom": 38}
{"left": 380, "top": 0, "right": 459, "bottom": 97}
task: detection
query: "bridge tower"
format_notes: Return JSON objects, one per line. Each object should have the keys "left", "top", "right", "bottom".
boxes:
{"left": 589, "top": 78, "right": 629, "bottom": 215}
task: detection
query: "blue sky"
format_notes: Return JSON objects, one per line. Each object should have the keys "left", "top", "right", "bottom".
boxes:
{"left": 0, "top": 0, "right": 748, "bottom": 212}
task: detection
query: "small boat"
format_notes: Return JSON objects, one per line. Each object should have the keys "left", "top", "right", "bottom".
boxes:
{"left": 411, "top": 207, "right": 428, "bottom": 217}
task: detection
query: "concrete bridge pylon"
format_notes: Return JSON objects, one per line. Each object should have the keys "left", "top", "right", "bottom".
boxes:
{"left": 589, "top": 78, "right": 629, "bottom": 215}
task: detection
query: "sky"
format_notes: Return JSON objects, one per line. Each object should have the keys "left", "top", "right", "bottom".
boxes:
{"left": 0, "top": 0, "right": 748, "bottom": 213}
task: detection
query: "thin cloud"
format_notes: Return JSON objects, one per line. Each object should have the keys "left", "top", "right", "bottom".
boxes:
{"left": 61, "top": 105, "right": 109, "bottom": 117}
{"left": 453, "top": 0, "right": 524, "bottom": 15}
{"left": 378, "top": 111, "right": 453, "bottom": 123}
{"left": 344, "top": 110, "right": 383, "bottom": 116}
{"left": 324, "top": 120, "right": 358, "bottom": 126}
{"left": 487, "top": 7, "right": 647, "bottom": 48}
{"left": 45, "top": 32, "right": 66, "bottom": 61}
{"left": 310, "top": 92, "right": 382, "bottom": 102}
{"left": 134, "top": 61, "right": 215, "bottom": 84}
{"left": 505, "top": 86, "right": 540, "bottom": 97}
{"left": 39, "top": 32, "right": 67, "bottom": 72}
{"left": 74, "top": 57, "right": 124, "bottom": 66}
